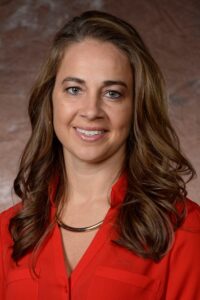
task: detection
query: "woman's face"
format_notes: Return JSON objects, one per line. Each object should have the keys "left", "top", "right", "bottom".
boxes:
{"left": 52, "top": 38, "right": 133, "bottom": 166}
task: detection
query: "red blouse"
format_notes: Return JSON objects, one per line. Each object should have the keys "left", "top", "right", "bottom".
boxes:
{"left": 0, "top": 174, "right": 200, "bottom": 300}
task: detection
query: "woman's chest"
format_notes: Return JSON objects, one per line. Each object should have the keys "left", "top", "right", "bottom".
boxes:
{"left": 60, "top": 228, "right": 99, "bottom": 277}
{"left": 4, "top": 229, "right": 166, "bottom": 300}
{"left": 4, "top": 217, "right": 168, "bottom": 300}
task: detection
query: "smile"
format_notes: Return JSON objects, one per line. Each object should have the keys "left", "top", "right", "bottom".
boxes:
{"left": 76, "top": 128, "right": 106, "bottom": 136}
{"left": 74, "top": 127, "right": 108, "bottom": 141}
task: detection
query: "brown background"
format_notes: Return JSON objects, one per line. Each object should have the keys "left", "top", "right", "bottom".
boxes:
{"left": 0, "top": 0, "right": 199, "bottom": 211}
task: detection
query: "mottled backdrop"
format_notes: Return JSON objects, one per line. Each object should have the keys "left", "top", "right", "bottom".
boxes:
{"left": 0, "top": 0, "right": 199, "bottom": 211}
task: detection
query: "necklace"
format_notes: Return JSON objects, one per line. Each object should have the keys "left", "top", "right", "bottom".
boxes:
{"left": 57, "top": 217, "right": 104, "bottom": 232}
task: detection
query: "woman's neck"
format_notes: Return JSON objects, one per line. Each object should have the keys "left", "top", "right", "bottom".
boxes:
{"left": 63, "top": 153, "right": 125, "bottom": 206}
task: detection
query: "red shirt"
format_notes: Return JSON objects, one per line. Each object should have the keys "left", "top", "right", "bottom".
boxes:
{"left": 0, "top": 174, "right": 200, "bottom": 300}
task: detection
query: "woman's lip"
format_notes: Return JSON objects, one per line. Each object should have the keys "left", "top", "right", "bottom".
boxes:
{"left": 74, "top": 127, "right": 108, "bottom": 141}
{"left": 74, "top": 126, "right": 108, "bottom": 131}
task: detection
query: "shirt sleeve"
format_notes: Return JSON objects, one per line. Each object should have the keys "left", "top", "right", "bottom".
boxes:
{"left": 165, "top": 206, "right": 200, "bottom": 300}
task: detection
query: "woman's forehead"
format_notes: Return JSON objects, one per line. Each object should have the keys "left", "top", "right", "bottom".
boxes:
{"left": 56, "top": 38, "right": 133, "bottom": 85}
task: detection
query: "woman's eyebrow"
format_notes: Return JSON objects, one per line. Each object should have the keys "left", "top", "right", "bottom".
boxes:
{"left": 62, "top": 77, "right": 128, "bottom": 88}
{"left": 62, "top": 77, "right": 85, "bottom": 85}
{"left": 103, "top": 80, "right": 128, "bottom": 88}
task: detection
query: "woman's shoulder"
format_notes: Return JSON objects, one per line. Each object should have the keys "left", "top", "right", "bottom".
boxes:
{"left": 181, "top": 198, "right": 200, "bottom": 231}
{"left": 0, "top": 202, "right": 22, "bottom": 228}
{"left": 0, "top": 203, "right": 22, "bottom": 246}
{"left": 170, "top": 198, "right": 200, "bottom": 258}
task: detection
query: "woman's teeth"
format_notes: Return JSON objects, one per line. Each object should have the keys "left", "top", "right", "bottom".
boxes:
{"left": 76, "top": 128, "right": 105, "bottom": 136}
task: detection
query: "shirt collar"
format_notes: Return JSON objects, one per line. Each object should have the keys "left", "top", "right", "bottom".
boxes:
{"left": 110, "top": 171, "right": 127, "bottom": 207}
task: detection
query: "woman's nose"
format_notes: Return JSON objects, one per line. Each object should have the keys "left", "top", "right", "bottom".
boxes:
{"left": 80, "top": 93, "right": 104, "bottom": 120}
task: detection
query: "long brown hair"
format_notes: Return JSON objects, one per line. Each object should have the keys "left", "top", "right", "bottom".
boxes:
{"left": 9, "top": 10, "right": 195, "bottom": 263}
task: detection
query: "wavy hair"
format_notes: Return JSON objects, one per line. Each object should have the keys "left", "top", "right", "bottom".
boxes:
{"left": 9, "top": 10, "right": 195, "bottom": 263}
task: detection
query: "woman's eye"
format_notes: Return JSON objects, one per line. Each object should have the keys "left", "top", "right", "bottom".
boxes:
{"left": 106, "top": 90, "right": 122, "bottom": 99}
{"left": 65, "top": 87, "right": 81, "bottom": 95}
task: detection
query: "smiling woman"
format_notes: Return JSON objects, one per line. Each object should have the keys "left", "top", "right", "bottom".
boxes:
{"left": 52, "top": 39, "right": 133, "bottom": 165}
{"left": 0, "top": 10, "right": 200, "bottom": 300}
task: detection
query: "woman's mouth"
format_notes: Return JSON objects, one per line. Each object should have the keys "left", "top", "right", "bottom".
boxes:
{"left": 74, "top": 127, "right": 108, "bottom": 141}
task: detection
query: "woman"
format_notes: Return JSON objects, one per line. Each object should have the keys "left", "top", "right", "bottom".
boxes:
{"left": 0, "top": 10, "right": 200, "bottom": 300}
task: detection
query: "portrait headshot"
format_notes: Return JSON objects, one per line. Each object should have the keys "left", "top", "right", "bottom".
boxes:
{"left": 0, "top": 2, "right": 200, "bottom": 300}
